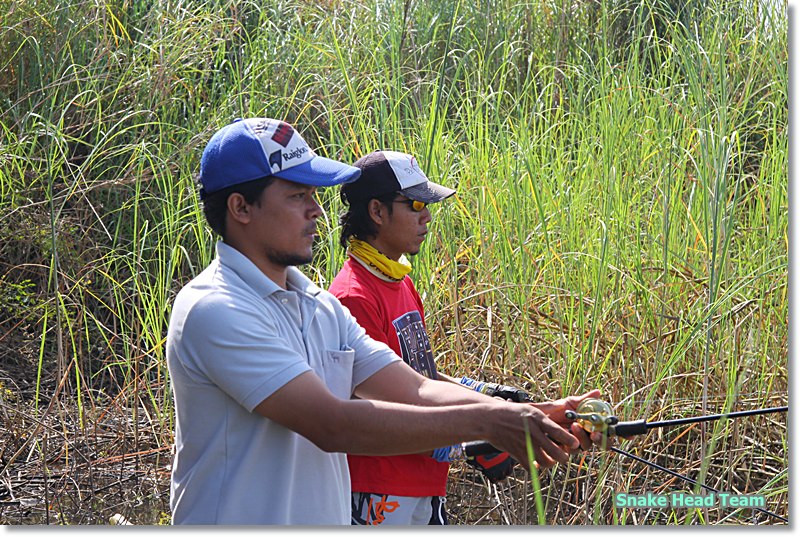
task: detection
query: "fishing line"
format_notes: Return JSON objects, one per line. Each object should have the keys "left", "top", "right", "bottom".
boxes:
{"left": 461, "top": 399, "right": 788, "bottom": 523}
{"left": 609, "top": 445, "right": 787, "bottom": 523}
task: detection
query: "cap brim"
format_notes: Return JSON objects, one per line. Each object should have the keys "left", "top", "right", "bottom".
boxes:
{"left": 274, "top": 155, "right": 361, "bottom": 187}
{"left": 400, "top": 180, "right": 456, "bottom": 204}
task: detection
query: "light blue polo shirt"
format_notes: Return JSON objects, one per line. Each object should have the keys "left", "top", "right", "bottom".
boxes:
{"left": 166, "top": 241, "right": 400, "bottom": 525}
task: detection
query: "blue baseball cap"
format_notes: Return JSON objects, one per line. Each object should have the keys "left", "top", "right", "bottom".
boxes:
{"left": 199, "top": 118, "right": 361, "bottom": 198}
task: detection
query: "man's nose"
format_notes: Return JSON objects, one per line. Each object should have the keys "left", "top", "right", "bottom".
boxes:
{"left": 420, "top": 206, "right": 432, "bottom": 224}
{"left": 308, "top": 196, "right": 323, "bottom": 219}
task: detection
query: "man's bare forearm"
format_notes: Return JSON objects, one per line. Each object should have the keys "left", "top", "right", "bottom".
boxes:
{"left": 322, "top": 397, "right": 498, "bottom": 455}
{"left": 257, "top": 366, "right": 581, "bottom": 470}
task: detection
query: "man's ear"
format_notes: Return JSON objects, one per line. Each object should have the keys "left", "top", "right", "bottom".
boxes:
{"left": 227, "top": 193, "right": 251, "bottom": 225}
{"left": 367, "top": 199, "right": 386, "bottom": 226}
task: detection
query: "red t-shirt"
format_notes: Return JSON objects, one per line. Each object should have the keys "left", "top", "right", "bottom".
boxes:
{"left": 329, "top": 257, "right": 449, "bottom": 497}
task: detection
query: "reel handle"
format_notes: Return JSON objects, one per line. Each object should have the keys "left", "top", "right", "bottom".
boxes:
{"left": 565, "top": 399, "right": 618, "bottom": 433}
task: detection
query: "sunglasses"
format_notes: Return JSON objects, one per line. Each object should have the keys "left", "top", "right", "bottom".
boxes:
{"left": 393, "top": 198, "right": 427, "bottom": 212}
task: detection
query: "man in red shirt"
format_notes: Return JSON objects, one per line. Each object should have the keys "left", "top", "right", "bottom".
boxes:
{"left": 330, "top": 151, "right": 599, "bottom": 524}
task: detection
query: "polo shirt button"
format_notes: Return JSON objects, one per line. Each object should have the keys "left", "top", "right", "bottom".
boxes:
{"left": 281, "top": 298, "right": 288, "bottom": 304}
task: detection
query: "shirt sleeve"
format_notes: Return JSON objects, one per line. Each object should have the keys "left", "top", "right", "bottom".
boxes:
{"left": 177, "top": 293, "right": 311, "bottom": 412}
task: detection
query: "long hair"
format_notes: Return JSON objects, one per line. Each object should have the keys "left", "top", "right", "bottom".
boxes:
{"left": 337, "top": 190, "right": 396, "bottom": 249}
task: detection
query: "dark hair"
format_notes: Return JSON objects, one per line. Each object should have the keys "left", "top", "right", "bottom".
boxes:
{"left": 338, "top": 190, "right": 397, "bottom": 249}
{"left": 202, "top": 176, "right": 276, "bottom": 240}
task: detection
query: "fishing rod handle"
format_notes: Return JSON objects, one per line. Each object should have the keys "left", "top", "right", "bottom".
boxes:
{"left": 462, "top": 441, "right": 500, "bottom": 457}
{"left": 609, "top": 419, "right": 648, "bottom": 437}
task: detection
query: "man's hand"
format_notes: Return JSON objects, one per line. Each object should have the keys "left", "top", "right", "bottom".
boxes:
{"left": 466, "top": 451, "right": 516, "bottom": 483}
{"left": 530, "top": 389, "right": 608, "bottom": 451}
{"left": 484, "top": 402, "right": 580, "bottom": 472}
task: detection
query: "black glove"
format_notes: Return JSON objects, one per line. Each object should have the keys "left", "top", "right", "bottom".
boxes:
{"left": 460, "top": 376, "right": 532, "bottom": 402}
{"left": 466, "top": 451, "right": 517, "bottom": 483}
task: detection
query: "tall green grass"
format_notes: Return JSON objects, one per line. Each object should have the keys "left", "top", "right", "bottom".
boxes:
{"left": 0, "top": 0, "right": 787, "bottom": 525}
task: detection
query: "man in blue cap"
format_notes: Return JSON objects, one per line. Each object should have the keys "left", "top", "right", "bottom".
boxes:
{"left": 166, "top": 118, "right": 601, "bottom": 525}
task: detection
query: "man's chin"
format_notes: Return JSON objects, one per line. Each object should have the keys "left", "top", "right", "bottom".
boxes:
{"left": 267, "top": 251, "right": 313, "bottom": 268}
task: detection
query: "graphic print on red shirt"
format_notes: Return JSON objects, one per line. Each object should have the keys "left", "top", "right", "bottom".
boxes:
{"left": 392, "top": 310, "right": 437, "bottom": 379}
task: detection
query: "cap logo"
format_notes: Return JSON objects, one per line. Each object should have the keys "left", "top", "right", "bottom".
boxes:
{"left": 258, "top": 120, "right": 308, "bottom": 172}
{"left": 283, "top": 146, "right": 309, "bottom": 162}
{"left": 396, "top": 155, "right": 421, "bottom": 177}
{"left": 271, "top": 122, "right": 295, "bottom": 147}
{"left": 269, "top": 150, "right": 282, "bottom": 171}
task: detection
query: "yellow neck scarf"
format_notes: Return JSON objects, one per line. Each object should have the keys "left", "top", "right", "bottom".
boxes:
{"left": 348, "top": 238, "right": 412, "bottom": 282}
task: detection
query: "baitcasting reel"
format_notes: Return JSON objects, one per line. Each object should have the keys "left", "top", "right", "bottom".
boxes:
{"left": 564, "top": 398, "right": 619, "bottom": 433}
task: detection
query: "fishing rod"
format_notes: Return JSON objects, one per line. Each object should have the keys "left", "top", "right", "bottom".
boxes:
{"left": 459, "top": 399, "right": 788, "bottom": 523}
{"left": 566, "top": 399, "right": 788, "bottom": 523}
{"left": 564, "top": 399, "right": 789, "bottom": 437}
{"left": 461, "top": 399, "right": 788, "bottom": 454}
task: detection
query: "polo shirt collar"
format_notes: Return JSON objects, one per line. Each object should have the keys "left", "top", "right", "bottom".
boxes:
{"left": 286, "top": 266, "right": 323, "bottom": 297}
{"left": 216, "top": 241, "right": 322, "bottom": 299}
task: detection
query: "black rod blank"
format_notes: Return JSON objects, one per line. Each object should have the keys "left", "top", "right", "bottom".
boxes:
{"left": 645, "top": 405, "right": 788, "bottom": 429}
{"left": 613, "top": 405, "right": 788, "bottom": 437}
